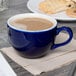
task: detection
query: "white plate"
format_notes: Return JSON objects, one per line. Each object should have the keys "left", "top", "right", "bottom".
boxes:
{"left": 0, "top": 52, "right": 16, "bottom": 76}
{"left": 27, "top": 0, "right": 76, "bottom": 21}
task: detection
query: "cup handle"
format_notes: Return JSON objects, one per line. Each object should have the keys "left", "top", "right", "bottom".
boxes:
{"left": 51, "top": 26, "right": 73, "bottom": 49}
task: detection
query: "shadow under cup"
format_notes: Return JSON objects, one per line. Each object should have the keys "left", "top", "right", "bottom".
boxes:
{"left": 7, "top": 13, "right": 73, "bottom": 59}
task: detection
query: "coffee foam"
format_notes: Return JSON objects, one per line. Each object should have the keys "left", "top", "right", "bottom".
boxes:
{"left": 7, "top": 13, "right": 57, "bottom": 32}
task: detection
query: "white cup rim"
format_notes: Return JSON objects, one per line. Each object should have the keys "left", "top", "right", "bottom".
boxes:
{"left": 7, "top": 13, "right": 57, "bottom": 32}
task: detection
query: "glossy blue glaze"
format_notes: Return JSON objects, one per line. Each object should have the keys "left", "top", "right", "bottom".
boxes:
{"left": 7, "top": 25, "right": 73, "bottom": 58}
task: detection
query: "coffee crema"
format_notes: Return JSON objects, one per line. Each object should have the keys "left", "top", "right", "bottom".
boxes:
{"left": 10, "top": 18, "right": 53, "bottom": 31}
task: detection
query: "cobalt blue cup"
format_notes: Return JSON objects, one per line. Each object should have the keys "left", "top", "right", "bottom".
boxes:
{"left": 7, "top": 13, "right": 73, "bottom": 58}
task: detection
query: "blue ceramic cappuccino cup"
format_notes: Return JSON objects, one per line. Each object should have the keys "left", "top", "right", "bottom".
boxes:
{"left": 7, "top": 13, "right": 73, "bottom": 58}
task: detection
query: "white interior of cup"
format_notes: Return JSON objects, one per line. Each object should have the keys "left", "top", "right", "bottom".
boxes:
{"left": 7, "top": 13, "right": 57, "bottom": 32}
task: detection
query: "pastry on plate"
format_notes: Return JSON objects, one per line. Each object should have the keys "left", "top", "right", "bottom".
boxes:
{"left": 39, "top": 0, "right": 74, "bottom": 14}
{"left": 66, "top": 7, "right": 76, "bottom": 17}
{"left": 66, "top": 0, "right": 76, "bottom": 17}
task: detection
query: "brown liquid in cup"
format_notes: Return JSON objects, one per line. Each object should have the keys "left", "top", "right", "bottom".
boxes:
{"left": 10, "top": 18, "right": 53, "bottom": 31}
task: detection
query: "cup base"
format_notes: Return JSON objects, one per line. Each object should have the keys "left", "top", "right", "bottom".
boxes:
{"left": 16, "top": 50, "right": 47, "bottom": 59}
{"left": 14, "top": 48, "right": 48, "bottom": 59}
